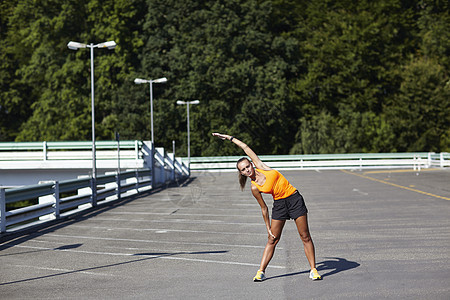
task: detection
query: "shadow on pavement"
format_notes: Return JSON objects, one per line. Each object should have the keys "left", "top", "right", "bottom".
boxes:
{"left": 0, "top": 249, "right": 227, "bottom": 286}
{"left": 317, "top": 257, "right": 360, "bottom": 278}
{"left": 267, "top": 257, "right": 360, "bottom": 280}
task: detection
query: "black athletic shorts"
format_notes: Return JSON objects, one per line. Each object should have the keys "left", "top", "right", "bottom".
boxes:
{"left": 272, "top": 190, "right": 308, "bottom": 221}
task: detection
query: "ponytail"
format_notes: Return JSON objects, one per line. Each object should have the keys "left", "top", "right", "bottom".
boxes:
{"left": 238, "top": 172, "right": 248, "bottom": 191}
{"left": 236, "top": 157, "right": 250, "bottom": 191}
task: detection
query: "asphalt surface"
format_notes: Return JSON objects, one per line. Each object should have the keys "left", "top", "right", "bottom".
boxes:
{"left": 1, "top": 168, "right": 449, "bottom": 299}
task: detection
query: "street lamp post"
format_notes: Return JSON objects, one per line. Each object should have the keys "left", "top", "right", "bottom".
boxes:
{"left": 134, "top": 77, "right": 167, "bottom": 187}
{"left": 67, "top": 40, "right": 116, "bottom": 180}
{"left": 176, "top": 100, "right": 200, "bottom": 169}
{"left": 134, "top": 77, "right": 167, "bottom": 146}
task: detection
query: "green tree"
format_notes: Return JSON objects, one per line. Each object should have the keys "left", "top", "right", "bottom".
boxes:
{"left": 8, "top": 0, "right": 146, "bottom": 142}
{"left": 0, "top": 0, "right": 33, "bottom": 140}
{"left": 289, "top": 0, "right": 418, "bottom": 153}
{"left": 1, "top": 0, "right": 448, "bottom": 155}
{"left": 384, "top": 1, "right": 450, "bottom": 152}
{"left": 385, "top": 57, "right": 450, "bottom": 152}
{"left": 139, "top": 0, "right": 299, "bottom": 156}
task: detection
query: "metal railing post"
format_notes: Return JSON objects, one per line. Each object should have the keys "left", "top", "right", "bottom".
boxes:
{"left": 43, "top": 141, "right": 47, "bottom": 161}
{"left": 54, "top": 181, "right": 60, "bottom": 219}
{"left": 116, "top": 172, "right": 121, "bottom": 200}
{"left": 428, "top": 152, "right": 432, "bottom": 168}
{"left": 172, "top": 140, "right": 176, "bottom": 181}
{"left": 164, "top": 152, "right": 168, "bottom": 184}
{"left": 135, "top": 169, "right": 139, "bottom": 193}
{"left": 116, "top": 132, "right": 120, "bottom": 174}
{"left": 151, "top": 141, "right": 155, "bottom": 188}
{"left": 135, "top": 140, "right": 139, "bottom": 160}
{"left": 91, "top": 177, "right": 97, "bottom": 207}
{"left": 0, "top": 188, "right": 6, "bottom": 233}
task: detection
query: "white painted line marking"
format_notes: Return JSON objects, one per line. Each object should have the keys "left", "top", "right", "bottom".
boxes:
{"left": 69, "top": 225, "right": 268, "bottom": 236}
{"left": 352, "top": 188, "right": 369, "bottom": 195}
{"left": 12, "top": 264, "right": 115, "bottom": 276}
{"left": 44, "top": 234, "right": 268, "bottom": 249}
{"left": 112, "top": 206, "right": 259, "bottom": 213}
{"left": 13, "top": 245, "right": 285, "bottom": 269}
{"left": 107, "top": 211, "right": 260, "bottom": 218}
{"left": 91, "top": 217, "right": 265, "bottom": 226}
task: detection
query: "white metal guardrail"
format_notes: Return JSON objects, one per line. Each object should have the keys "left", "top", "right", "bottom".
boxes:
{"left": 0, "top": 140, "right": 145, "bottom": 172}
{"left": 0, "top": 167, "right": 188, "bottom": 234}
{"left": 0, "top": 140, "right": 142, "bottom": 152}
{"left": 0, "top": 140, "right": 189, "bottom": 186}
{"left": 0, "top": 140, "right": 190, "bottom": 234}
{"left": 188, "top": 152, "right": 450, "bottom": 172}
{"left": 0, "top": 140, "right": 142, "bottom": 162}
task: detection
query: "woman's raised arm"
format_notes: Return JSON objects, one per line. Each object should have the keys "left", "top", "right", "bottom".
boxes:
{"left": 212, "top": 133, "right": 271, "bottom": 170}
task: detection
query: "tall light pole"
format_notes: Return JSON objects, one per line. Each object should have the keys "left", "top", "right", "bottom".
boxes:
{"left": 176, "top": 100, "right": 200, "bottom": 169}
{"left": 67, "top": 40, "right": 116, "bottom": 179}
{"left": 134, "top": 77, "right": 167, "bottom": 146}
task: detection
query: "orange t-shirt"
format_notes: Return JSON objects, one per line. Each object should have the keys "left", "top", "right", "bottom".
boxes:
{"left": 251, "top": 169, "right": 297, "bottom": 200}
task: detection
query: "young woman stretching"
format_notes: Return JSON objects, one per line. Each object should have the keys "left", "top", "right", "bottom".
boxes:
{"left": 212, "top": 133, "right": 321, "bottom": 281}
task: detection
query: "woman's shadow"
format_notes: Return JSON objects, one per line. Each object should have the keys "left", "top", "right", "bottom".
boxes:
{"left": 268, "top": 257, "right": 360, "bottom": 280}
{"left": 316, "top": 257, "right": 360, "bottom": 278}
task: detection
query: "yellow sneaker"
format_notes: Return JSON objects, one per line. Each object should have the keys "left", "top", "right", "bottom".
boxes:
{"left": 309, "top": 268, "right": 322, "bottom": 280}
{"left": 253, "top": 270, "right": 266, "bottom": 282}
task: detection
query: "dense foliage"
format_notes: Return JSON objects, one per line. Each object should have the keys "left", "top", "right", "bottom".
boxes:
{"left": 0, "top": 0, "right": 448, "bottom": 156}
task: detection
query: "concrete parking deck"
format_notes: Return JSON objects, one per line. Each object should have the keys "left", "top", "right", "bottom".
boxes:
{"left": 1, "top": 169, "right": 449, "bottom": 299}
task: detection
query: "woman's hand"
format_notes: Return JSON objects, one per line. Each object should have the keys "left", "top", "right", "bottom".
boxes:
{"left": 268, "top": 229, "right": 276, "bottom": 240}
{"left": 212, "top": 133, "right": 231, "bottom": 140}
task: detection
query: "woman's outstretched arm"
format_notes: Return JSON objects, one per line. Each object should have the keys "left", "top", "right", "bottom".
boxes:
{"left": 212, "top": 133, "right": 271, "bottom": 170}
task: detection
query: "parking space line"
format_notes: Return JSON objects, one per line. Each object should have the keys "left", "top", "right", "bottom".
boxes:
{"left": 90, "top": 217, "right": 264, "bottom": 226}
{"left": 363, "top": 168, "right": 440, "bottom": 174}
{"left": 44, "top": 234, "right": 268, "bottom": 249}
{"left": 340, "top": 169, "right": 450, "bottom": 201}
{"left": 107, "top": 211, "right": 260, "bottom": 218}
{"left": 69, "top": 225, "right": 267, "bottom": 236}
{"left": 12, "top": 264, "right": 115, "bottom": 276}
{"left": 13, "top": 245, "right": 286, "bottom": 269}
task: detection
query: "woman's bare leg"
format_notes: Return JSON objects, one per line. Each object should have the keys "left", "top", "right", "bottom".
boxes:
{"left": 259, "top": 219, "right": 285, "bottom": 272}
{"left": 294, "top": 214, "right": 316, "bottom": 269}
